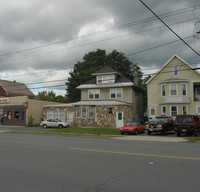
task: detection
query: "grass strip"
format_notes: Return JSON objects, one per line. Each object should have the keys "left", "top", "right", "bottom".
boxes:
{"left": 8, "top": 127, "right": 121, "bottom": 137}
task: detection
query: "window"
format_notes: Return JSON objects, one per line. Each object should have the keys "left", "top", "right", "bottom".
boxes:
{"left": 88, "top": 89, "right": 100, "bottom": 99}
{"left": 47, "top": 110, "right": 65, "bottom": 122}
{"left": 15, "top": 111, "right": 19, "bottom": 120}
{"left": 110, "top": 88, "right": 123, "bottom": 98}
{"left": 171, "top": 106, "right": 178, "bottom": 117}
{"left": 108, "top": 107, "right": 113, "bottom": 114}
{"left": 88, "top": 106, "right": 95, "bottom": 118}
{"left": 76, "top": 107, "right": 81, "bottom": 118}
{"left": 183, "top": 106, "right": 188, "bottom": 114}
{"left": 161, "top": 85, "right": 166, "bottom": 96}
{"left": 97, "top": 75, "right": 115, "bottom": 84}
{"left": 173, "top": 66, "right": 179, "bottom": 76}
{"left": 182, "top": 84, "right": 187, "bottom": 96}
{"left": 170, "top": 84, "right": 177, "bottom": 96}
{"left": 82, "top": 106, "right": 87, "bottom": 118}
{"left": 161, "top": 106, "right": 166, "bottom": 116}
{"left": 196, "top": 106, "right": 200, "bottom": 115}
{"left": 150, "top": 108, "right": 156, "bottom": 116}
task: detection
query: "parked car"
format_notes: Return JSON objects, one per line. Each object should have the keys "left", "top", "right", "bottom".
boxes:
{"left": 120, "top": 122, "right": 145, "bottom": 135}
{"left": 174, "top": 115, "right": 200, "bottom": 136}
{"left": 147, "top": 116, "right": 174, "bottom": 135}
{"left": 40, "top": 119, "right": 70, "bottom": 128}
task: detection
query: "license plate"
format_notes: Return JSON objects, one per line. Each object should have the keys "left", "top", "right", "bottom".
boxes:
{"left": 182, "top": 129, "right": 186, "bottom": 132}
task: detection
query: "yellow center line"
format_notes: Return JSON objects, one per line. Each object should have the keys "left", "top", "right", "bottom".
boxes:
{"left": 71, "top": 148, "right": 200, "bottom": 161}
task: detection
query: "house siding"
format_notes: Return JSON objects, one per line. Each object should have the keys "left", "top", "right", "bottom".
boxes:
{"left": 147, "top": 56, "right": 200, "bottom": 119}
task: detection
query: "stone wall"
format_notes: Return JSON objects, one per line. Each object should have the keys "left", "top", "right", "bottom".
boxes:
{"left": 43, "top": 104, "right": 133, "bottom": 128}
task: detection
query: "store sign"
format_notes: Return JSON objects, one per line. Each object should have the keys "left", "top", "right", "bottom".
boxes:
{"left": 0, "top": 98, "right": 10, "bottom": 103}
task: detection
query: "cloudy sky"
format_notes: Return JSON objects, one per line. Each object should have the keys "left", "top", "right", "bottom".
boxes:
{"left": 0, "top": 0, "right": 200, "bottom": 96}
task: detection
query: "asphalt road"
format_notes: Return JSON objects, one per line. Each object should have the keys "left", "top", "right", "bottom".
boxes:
{"left": 0, "top": 132, "right": 200, "bottom": 192}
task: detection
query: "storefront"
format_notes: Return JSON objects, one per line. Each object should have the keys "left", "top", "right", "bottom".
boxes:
{"left": 0, "top": 96, "right": 58, "bottom": 126}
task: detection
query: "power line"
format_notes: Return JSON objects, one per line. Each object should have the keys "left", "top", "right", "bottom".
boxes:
{"left": 0, "top": 4, "right": 198, "bottom": 59}
{"left": 139, "top": 0, "right": 200, "bottom": 57}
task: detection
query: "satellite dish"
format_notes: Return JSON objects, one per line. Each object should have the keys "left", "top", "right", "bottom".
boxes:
{"left": 193, "top": 20, "right": 200, "bottom": 38}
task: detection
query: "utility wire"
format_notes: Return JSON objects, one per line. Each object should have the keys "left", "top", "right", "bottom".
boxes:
{"left": 139, "top": 0, "right": 200, "bottom": 57}
{"left": 0, "top": 4, "right": 198, "bottom": 59}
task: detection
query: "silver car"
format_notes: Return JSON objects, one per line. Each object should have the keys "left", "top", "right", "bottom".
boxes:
{"left": 40, "top": 119, "right": 70, "bottom": 128}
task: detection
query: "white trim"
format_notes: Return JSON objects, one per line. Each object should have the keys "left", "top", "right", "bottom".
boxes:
{"left": 161, "top": 84, "right": 166, "bottom": 97}
{"left": 77, "top": 82, "right": 133, "bottom": 89}
{"left": 170, "top": 84, "right": 178, "bottom": 96}
{"left": 161, "top": 105, "right": 166, "bottom": 116}
{"left": 88, "top": 89, "right": 100, "bottom": 100}
{"left": 182, "top": 83, "right": 187, "bottom": 96}
{"left": 182, "top": 105, "right": 188, "bottom": 114}
{"left": 170, "top": 105, "right": 178, "bottom": 117}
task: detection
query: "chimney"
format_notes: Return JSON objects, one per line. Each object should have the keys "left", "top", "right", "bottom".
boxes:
{"left": 133, "top": 66, "right": 138, "bottom": 85}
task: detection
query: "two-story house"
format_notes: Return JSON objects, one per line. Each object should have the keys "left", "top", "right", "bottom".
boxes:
{"left": 43, "top": 66, "right": 144, "bottom": 128}
{"left": 146, "top": 55, "right": 200, "bottom": 120}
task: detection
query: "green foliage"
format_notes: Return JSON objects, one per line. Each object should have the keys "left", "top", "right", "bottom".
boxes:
{"left": 37, "top": 90, "right": 56, "bottom": 101}
{"left": 28, "top": 115, "right": 34, "bottom": 127}
{"left": 66, "top": 49, "right": 143, "bottom": 102}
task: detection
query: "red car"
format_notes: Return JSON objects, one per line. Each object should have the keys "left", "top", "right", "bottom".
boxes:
{"left": 120, "top": 122, "right": 145, "bottom": 135}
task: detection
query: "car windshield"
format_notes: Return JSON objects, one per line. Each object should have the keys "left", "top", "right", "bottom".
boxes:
{"left": 175, "top": 116, "right": 193, "bottom": 123}
{"left": 126, "top": 122, "right": 138, "bottom": 126}
{"left": 152, "top": 117, "right": 168, "bottom": 123}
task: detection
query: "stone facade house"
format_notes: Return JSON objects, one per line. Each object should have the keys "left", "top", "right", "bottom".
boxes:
{"left": 146, "top": 55, "right": 200, "bottom": 120}
{"left": 43, "top": 66, "right": 144, "bottom": 128}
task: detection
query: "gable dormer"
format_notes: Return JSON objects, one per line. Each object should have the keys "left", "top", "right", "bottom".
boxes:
{"left": 92, "top": 66, "right": 119, "bottom": 84}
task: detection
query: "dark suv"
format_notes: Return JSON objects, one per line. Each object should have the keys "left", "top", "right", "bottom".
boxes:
{"left": 174, "top": 115, "right": 200, "bottom": 136}
{"left": 147, "top": 116, "right": 174, "bottom": 135}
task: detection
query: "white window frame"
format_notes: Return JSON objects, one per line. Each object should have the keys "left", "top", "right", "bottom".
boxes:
{"left": 88, "top": 89, "right": 100, "bottom": 99}
{"left": 110, "top": 88, "right": 123, "bottom": 99}
{"left": 196, "top": 106, "right": 200, "bottom": 115}
{"left": 161, "top": 106, "right": 166, "bottom": 116}
{"left": 161, "top": 85, "right": 166, "bottom": 97}
{"left": 182, "top": 84, "right": 187, "bottom": 96}
{"left": 150, "top": 107, "right": 156, "bottom": 116}
{"left": 173, "top": 65, "right": 179, "bottom": 76}
{"left": 170, "top": 105, "right": 178, "bottom": 117}
{"left": 76, "top": 107, "right": 81, "bottom": 118}
{"left": 88, "top": 106, "right": 95, "bottom": 118}
{"left": 182, "top": 105, "right": 188, "bottom": 114}
{"left": 97, "top": 75, "right": 115, "bottom": 84}
{"left": 81, "top": 106, "right": 87, "bottom": 118}
{"left": 170, "top": 84, "right": 178, "bottom": 96}
{"left": 46, "top": 110, "right": 65, "bottom": 122}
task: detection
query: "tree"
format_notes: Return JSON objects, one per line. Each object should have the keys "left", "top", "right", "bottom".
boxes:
{"left": 66, "top": 49, "right": 143, "bottom": 102}
{"left": 37, "top": 90, "right": 56, "bottom": 101}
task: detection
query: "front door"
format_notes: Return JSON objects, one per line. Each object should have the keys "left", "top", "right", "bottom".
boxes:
{"left": 116, "top": 112, "right": 124, "bottom": 128}
{"left": 67, "top": 112, "right": 74, "bottom": 124}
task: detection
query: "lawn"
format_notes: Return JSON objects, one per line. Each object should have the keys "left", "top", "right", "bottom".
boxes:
{"left": 43, "top": 127, "right": 121, "bottom": 136}
{"left": 9, "top": 127, "right": 122, "bottom": 137}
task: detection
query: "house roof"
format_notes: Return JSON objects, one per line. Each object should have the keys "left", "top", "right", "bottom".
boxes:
{"left": 43, "top": 100, "right": 131, "bottom": 108}
{"left": 146, "top": 55, "right": 200, "bottom": 84}
{"left": 77, "top": 66, "right": 135, "bottom": 89}
{"left": 0, "top": 79, "right": 35, "bottom": 97}
{"left": 92, "top": 66, "right": 119, "bottom": 76}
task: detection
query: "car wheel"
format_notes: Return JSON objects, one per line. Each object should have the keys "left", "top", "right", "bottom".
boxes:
{"left": 148, "top": 131, "right": 151, "bottom": 135}
{"left": 177, "top": 132, "right": 181, "bottom": 137}
{"left": 59, "top": 124, "right": 63, "bottom": 128}
{"left": 43, "top": 124, "right": 47, "bottom": 129}
{"left": 135, "top": 130, "right": 138, "bottom": 135}
{"left": 121, "top": 132, "right": 124, "bottom": 135}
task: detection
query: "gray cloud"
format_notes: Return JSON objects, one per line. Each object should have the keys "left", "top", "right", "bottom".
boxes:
{"left": 0, "top": 0, "right": 199, "bottom": 95}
